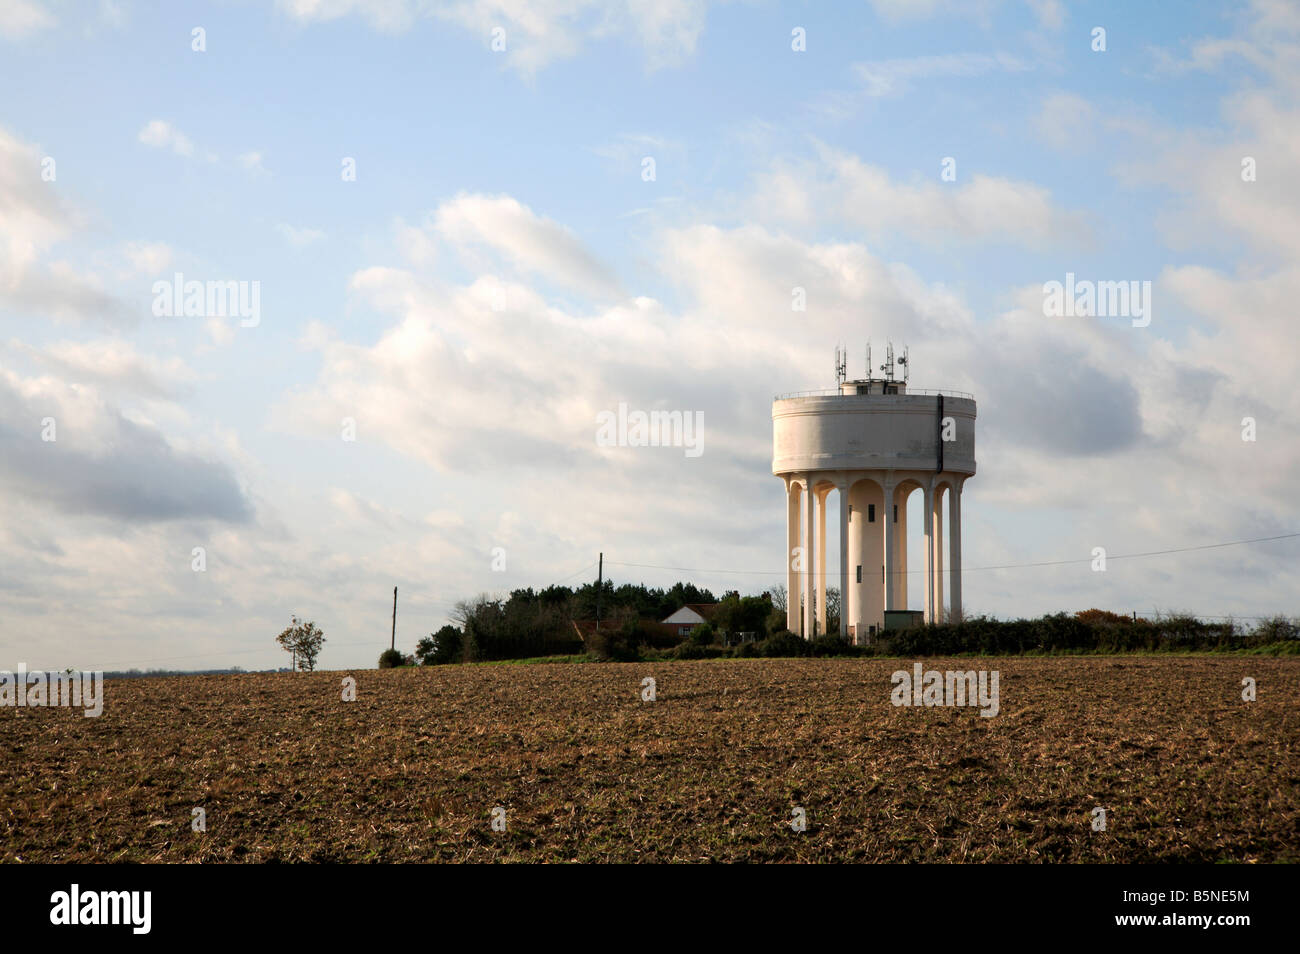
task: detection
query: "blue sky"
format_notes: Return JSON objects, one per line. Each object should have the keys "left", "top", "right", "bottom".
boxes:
{"left": 1, "top": 0, "right": 1297, "bottom": 671}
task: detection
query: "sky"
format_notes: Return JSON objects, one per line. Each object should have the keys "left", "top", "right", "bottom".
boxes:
{"left": 0, "top": 0, "right": 1297, "bottom": 672}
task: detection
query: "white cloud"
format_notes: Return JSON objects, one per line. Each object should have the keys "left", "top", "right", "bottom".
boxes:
{"left": 395, "top": 218, "right": 438, "bottom": 267}
{"left": 430, "top": 192, "right": 622, "bottom": 298}
{"left": 138, "top": 120, "right": 194, "bottom": 157}
{"left": 1023, "top": 0, "right": 1064, "bottom": 31}
{"left": 237, "top": 151, "right": 268, "bottom": 174}
{"left": 866, "top": 0, "right": 1062, "bottom": 29}
{"left": 0, "top": 126, "right": 128, "bottom": 324}
{"left": 204, "top": 317, "right": 237, "bottom": 347}
{"left": 6, "top": 338, "right": 198, "bottom": 400}
{"left": 613, "top": 0, "right": 709, "bottom": 68}
{"left": 866, "top": 0, "right": 951, "bottom": 20}
{"left": 0, "top": 366, "right": 249, "bottom": 522}
{"left": 853, "top": 52, "right": 1029, "bottom": 98}
{"left": 272, "top": 209, "right": 1107, "bottom": 486}
{"left": 5, "top": 261, "right": 125, "bottom": 324}
{"left": 1147, "top": 0, "right": 1299, "bottom": 84}
{"left": 5, "top": 1, "right": 1300, "bottom": 671}
{"left": 122, "top": 241, "right": 174, "bottom": 275}
{"left": 593, "top": 132, "right": 675, "bottom": 164}
{"left": 278, "top": 0, "right": 416, "bottom": 32}
{"left": 266, "top": 170, "right": 1300, "bottom": 633}
{"left": 276, "top": 0, "right": 713, "bottom": 72}
{"left": 0, "top": 127, "right": 67, "bottom": 277}
{"left": 276, "top": 223, "right": 327, "bottom": 246}
{"left": 98, "top": 0, "right": 126, "bottom": 28}
{"left": 1110, "top": 9, "right": 1300, "bottom": 265}
{"left": 1035, "top": 91, "right": 1098, "bottom": 150}
{"left": 752, "top": 144, "right": 1090, "bottom": 247}
{"left": 0, "top": 0, "right": 55, "bottom": 38}
{"left": 328, "top": 487, "right": 401, "bottom": 530}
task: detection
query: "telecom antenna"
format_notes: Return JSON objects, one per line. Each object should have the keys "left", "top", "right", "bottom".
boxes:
{"left": 881, "top": 342, "right": 895, "bottom": 382}
{"left": 865, "top": 341, "right": 872, "bottom": 381}
{"left": 898, "top": 345, "right": 909, "bottom": 384}
{"left": 834, "top": 345, "right": 846, "bottom": 385}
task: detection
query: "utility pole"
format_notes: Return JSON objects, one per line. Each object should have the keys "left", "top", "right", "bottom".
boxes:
{"left": 596, "top": 553, "right": 603, "bottom": 631}
{"left": 391, "top": 586, "right": 398, "bottom": 651}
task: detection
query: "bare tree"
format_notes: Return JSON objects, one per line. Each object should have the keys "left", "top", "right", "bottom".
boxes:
{"left": 276, "top": 616, "right": 326, "bottom": 671}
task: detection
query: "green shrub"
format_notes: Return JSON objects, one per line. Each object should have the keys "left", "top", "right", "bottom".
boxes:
{"left": 686, "top": 622, "right": 716, "bottom": 647}
{"left": 765, "top": 608, "right": 787, "bottom": 636}
{"left": 874, "top": 612, "right": 1279, "bottom": 655}
{"left": 759, "top": 630, "right": 808, "bottom": 658}
{"left": 378, "top": 648, "right": 406, "bottom": 669}
{"left": 669, "top": 642, "right": 726, "bottom": 660}
{"left": 810, "top": 634, "right": 858, "bottom": 657}
{"left": 1252, "top": 616, "right": 1300, "bottom": 643}
{"left": 418, "top": 625, "right": 462, "bottom": 665}
{"left": 588, "top": 618, "right": 640, "bottom": 661}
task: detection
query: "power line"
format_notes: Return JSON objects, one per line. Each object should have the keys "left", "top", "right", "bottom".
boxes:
{"left": 65, "top": 561, "right": 596, "bottom": 673}
{"left": 607, "top": 560, "right": 784, "bottom": 576}
{"left": 967, "top": 531, "right": 1300, "bottom": 573}
{"left": 398, "top": 561, "right": 597, "bottom": 612}
{"left": 82, "top": 641, "right": 381, "bottom": 673}
{"left": 605, "top": 530, "right": 1300, "bottom": 578}
{"left": 546, "top": 561, "right": 598, "bottom": 587}
{"left": 1133, "top": 613, "right": 1285, "bottom": 621}
{"left": 63, "top": 534, "right": 1300, "bottom": 672}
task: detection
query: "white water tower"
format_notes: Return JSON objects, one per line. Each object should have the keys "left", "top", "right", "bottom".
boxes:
{"left": 772, "top": 345, "right": 976, "bottom": 643}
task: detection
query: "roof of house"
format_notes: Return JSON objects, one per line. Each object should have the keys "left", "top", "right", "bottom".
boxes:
{"left": 660, "top": 603, "right": 719, "bottom": 625}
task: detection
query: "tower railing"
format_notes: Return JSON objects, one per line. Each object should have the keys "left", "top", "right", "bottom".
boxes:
{"left": 774, "top": 386, "right": 976, "bottom": 401}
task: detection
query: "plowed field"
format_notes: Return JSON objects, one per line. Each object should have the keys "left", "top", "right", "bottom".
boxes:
{"left": 3, "top": 657, "right": 1296, "bottom": 862}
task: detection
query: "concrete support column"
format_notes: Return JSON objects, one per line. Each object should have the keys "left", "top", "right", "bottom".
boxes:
{"left": 923, "top": 480, "right": 935, "bottom": 624}
{"left": 897, "top": 488, "right": 909, "bottom": 608}
{"left": 882, "top": 477, "right": 897, "bottom": 614}
{"left": 949, "top": 479, "right": 963, "bottom": 622}
{"left": 837, "top": 481, "right": 850, "bottom": 639}
{"left": 785, "top": 479, "right": 800, "bottom": 632}
{"left": 803, "top": 474, "right": 815, "bottom": 640}
{"left": 933, "top": 484, "right": 945, "bottom": 623}
{"left": 816, "top": 486, "right": 827, "bottom": 637}
{"left": 847, "top": 484, "right": 862, "bottom": 642}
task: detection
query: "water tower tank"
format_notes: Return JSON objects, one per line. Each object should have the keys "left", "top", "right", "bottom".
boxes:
{"left": 772, "top": 347, "right": 976, "bottom": 644}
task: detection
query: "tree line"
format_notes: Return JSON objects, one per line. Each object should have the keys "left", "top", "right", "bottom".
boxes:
{"left": 415, "top": 579, "right": 726, "bottom": 664}
{"left": 274, "top": 583, "right": 1299, "bottom": 669}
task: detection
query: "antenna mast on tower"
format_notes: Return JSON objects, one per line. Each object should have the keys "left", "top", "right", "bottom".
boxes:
{"left": 834, "top": 345, "right": 846, "bottom": 385}
{"left": 881, "top": 342, "right": 896, "bottom": 382}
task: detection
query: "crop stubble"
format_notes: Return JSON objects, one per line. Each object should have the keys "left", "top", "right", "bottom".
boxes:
{"left": 1, "top": 657, "right": 1295, "bottom": 862}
